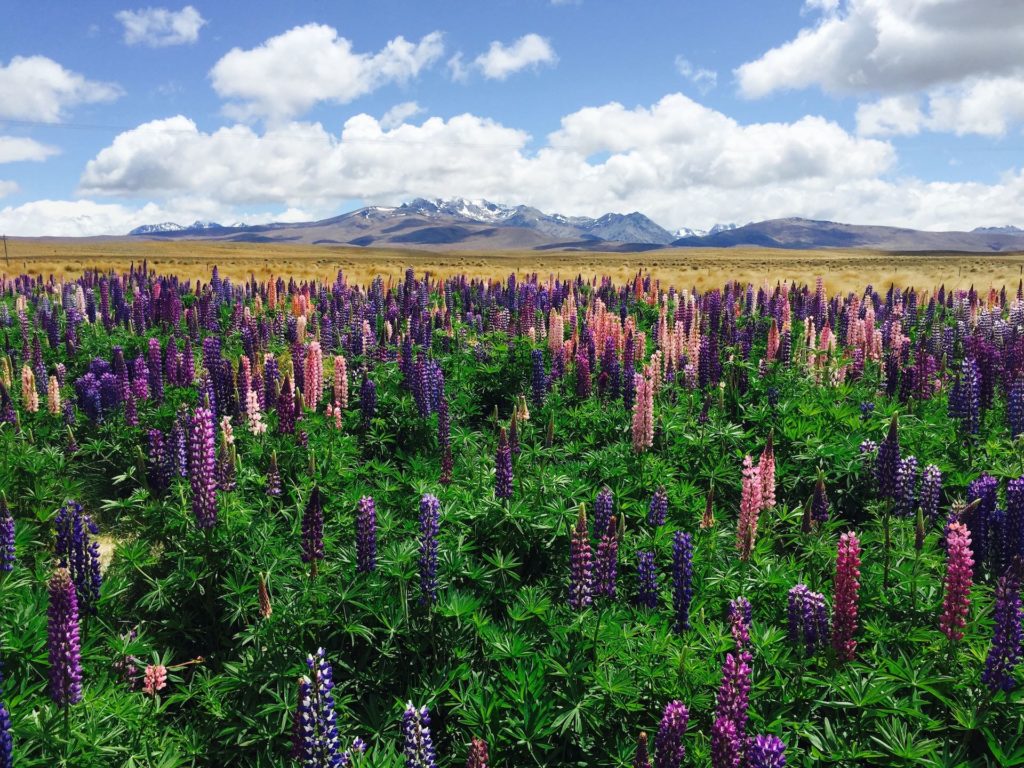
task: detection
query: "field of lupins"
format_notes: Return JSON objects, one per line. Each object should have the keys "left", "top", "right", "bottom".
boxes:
{"left": 0, "top": 265, "right": 1023, "bottom": 767}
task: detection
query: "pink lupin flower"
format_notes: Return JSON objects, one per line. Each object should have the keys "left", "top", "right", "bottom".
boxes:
{"left": 304, "top": 342, "right": 323, "bottom": 411}
{"left": 757, "top": 433, "right": 775, "bottom": 510}
{"left": 143, "top": 664, "right": 168, "bottom": 696}
{"left": 21, "top": 365, "right": 38, "bottom": 413}
{"left": 831, "top": 532, "right": 861, "bottom": 662}
{"left": 333, "top": 355, "right": 348, "bottom": 409}
{"left": 632, "top": 371, "right": 654, "bottom": 452}
{"left": 940, "top": 522, "right": 974, "bottom": 642}
{"left": 736, "top": 455, "right": 762, "bottom": 561}
{"left": 47, "top": 375, "right": 61, "bottom": 415}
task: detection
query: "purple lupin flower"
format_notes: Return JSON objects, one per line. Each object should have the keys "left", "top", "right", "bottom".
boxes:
{"left": 728, "top": 596, "right": 753, "bottom": 650}
{"left": 748, "top": 735, "right": 787, "bottom": 768}
{"left": 294, "top": 648, "right": 342, "bottom": 766}
{"left": 47, "top": 568, "right": 83, "bottom": 707}
{"left": 919, "top": 465, "right": 942, "bottom": 523}
{"left": 0, "top": 694, "right": 10, "bottom": 768}
{"left": 594, "top": 486, "right": 614, "bottom": 539}
{"left": 982, "top": 572, "right": 1023, "bottom": 692}
{"left": 1009, "top": 377, "right": 1024, "bottom": 438}
{"left": 0, "top": 496, "right": 15, "bottom": 573}
{"left": 146, "top": 429, "right": 172, "bottom": 493}
{"left": 495, "top": 427, "right": 513, "bottom": 500}
{"left": 811, "top": 476, "right": 829, "bottom": 524}
{"left": 438, "top": 391, "right": 453, "bottom": 485}
{"left": 648, "top": 487, "right": 669, "bottom": 527}
{"left": 672, "top": 531, "right": 693, "bottom": 633}
{"left": 875, "top": 414, "right": 900, "bottom": 499}
{"left": 359, "top": 372, "right": 376, "bottom": 430}
{"left": 894, "top": 456, "right": 918, "bottom": 518}
{"left": 593, "top": 515, "right": 619, "bottom": 599}
{"left": 531, "top": 348, "right": 546, "bottom": 407}
{"left": 636, "top": 551, "right": 658, "bottom": 609}
{"left": 402, "top": 702, "right": 437, "bottom": 768}
{"left": 568, "top": 505, "right": 593, "bottom": 611}
{"left": 710, "top": 716, "right": 742, "bottom": 768}
{"left": 653, "top": 700, "right": 689, "bottom": 768}
{"left": 53, "top": 500, "right": 101, "bottom": 614}
{"left": 188, "top": 406, "right": 218, "bottom": 529}
{"left": 787, "top": 584, "right": 830, "bottom": 656}
{"left": 278, "top": 376, "right": 296, "bottom": 435}
{"left": 949, "top": 357, "right": 981, "bottom": 436}
{"left": 266, "top": 451, "right": 282, "bottom": 498}
{"left": 418, "top": 494, "right": 441, "bottom": 604}
{"left": 301, "top": 487, "right": 325, "bottom": 577}
{"left": 356, "top": 496, "right": 377, "bottom": 573}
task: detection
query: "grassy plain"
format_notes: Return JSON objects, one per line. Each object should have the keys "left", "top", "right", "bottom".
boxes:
{"left": 6, "top": 237, "right": 1024, "bottom": 292}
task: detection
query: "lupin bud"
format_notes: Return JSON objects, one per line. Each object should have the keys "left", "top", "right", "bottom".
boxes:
{"left": 914, "top": 506, "right": 925, "bottom": 551}
{"left": 545, "top": 412, "right": 555, "bottom": 448}
{"left": 258, "top": 574, "right": 272, "bottom": 619}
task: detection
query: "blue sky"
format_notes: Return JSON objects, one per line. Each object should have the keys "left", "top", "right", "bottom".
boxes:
{"left": 2, "top": 0, "right": 1024, "bottom": 235}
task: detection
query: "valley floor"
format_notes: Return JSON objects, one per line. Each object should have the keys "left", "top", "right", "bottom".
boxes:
{"left": 7, "top": 237, "right": 1024, "bottom": 291}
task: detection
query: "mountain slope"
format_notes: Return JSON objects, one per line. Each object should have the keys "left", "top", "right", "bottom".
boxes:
{"left": 672, "top": 217, "right": 1024, "bottom": 252}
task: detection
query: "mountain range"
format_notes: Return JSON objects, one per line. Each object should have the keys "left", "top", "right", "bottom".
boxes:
{"left": 126, "top": 198, "right": 1024, "bottom": 253}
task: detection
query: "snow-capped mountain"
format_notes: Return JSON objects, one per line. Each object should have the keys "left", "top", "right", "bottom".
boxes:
{"left": 129, "top": 222, "right": 187, "bottom": 235}
{"left": 972, "top": 225, "right": 1024, "bottom": 235}
{"left": 673, "top": 227, "right": 706, "bottom": 239}
{"left": 129, "top": 220, "right": 229, "bottom": 235}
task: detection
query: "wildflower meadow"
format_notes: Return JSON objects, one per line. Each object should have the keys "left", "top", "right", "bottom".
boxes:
{"left": 0, "top": 267, "right": 1021, "bottom": 766}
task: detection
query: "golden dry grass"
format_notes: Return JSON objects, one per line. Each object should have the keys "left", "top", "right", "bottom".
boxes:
{"left": 6, "top": 237, "right": 1024, "bottom": 292}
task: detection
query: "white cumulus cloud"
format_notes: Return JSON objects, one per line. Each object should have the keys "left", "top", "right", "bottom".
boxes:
{"left": 116, "top": 5, "right": 207, "bottom": 47}
{"left": 474, "top": 34, "right": 557, "bottom": 80}
{"left": 210, "top": 24, "right": 444, "bottom": 122}
{"left": 0, "top": 136, "right": 59, "bottom": 163}
{"left": 380, "top": 101, "right": 425, "bottom": 129}
{"left": 0, "top": 56, "right": 121, "bottom": 122}
{"left": 740, "top": 0, "right": 1024, "bottom": 137}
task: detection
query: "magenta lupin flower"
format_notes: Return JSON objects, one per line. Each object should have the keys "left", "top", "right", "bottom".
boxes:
{"left": 939, "top": 522, "right": 974, "bottom": 642}
{"left": 188, "top": 405, "right": 218, "bottom": 529}
{"left": 47, "top": 568, "right": 83, "bottom": 707}
{"left": 710, "top": 715, "right": 742, "bottom": 768}
{"left": 568, "top": 505, "right": 593, "bottom": 610}
{"left": 748, "top": 734, "right": 787, "bottom": 768}
{"left": 653, "top": 699, "right": 689, "bottom": 768}
{"left": 831, "top": 532, "right": 861, "bottom": 662}
{"left": 465, "top": 737, "right": 489, "bottom": 768}
{"left": 757, "top": 433, "right": 776, "bottom": 509}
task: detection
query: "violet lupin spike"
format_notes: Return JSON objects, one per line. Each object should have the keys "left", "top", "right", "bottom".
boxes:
{"left": 648, "top": 486, "right": 668, "bottom": 527}
{"left": 356, "top": 496, "right": 377, "bottom": 573}
{"left": 0, "top": 495, "right": 15, "bottom": 573}
{"left": 982, "top": 571, "right": 1023, "bottom": 692}
{"left": 653, "top": 700, "right": 689, "bottom": 768}
{"left": 671, "top": 531, "right": 693, "bottom": 633}
{"left": 636, "top": 550, "right": 658, "bottom": 609}
{"left": 495, "top": 427, "right": 513, "bottom": 500}
{"left": 188, "top": 405, "right": 218, "bottom": 529}
{"left": 47, "top": 568, "right": 83, "bottom": 707}
{"left": 266, "top": 451, "right": 282, "bottom": 498}
{"left": 301, "top": 487, "right": 325, "bottom": 578}
{"left": 402, "top": 702, "right": 437, "bottom": 768}
{"left": 748, "top": 735, "right": 787, "bottom": 768}
{"left": 568, "top": 504, "right": 593, "bottom": 611}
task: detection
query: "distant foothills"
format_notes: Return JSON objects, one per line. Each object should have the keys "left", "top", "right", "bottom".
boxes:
{"left": 114, "top": 197, "right": 1024, "bottom": 252}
